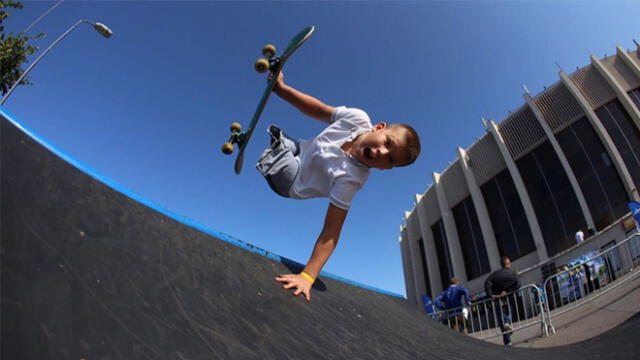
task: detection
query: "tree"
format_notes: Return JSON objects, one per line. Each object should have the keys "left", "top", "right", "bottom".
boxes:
{"left": 0, "top": 0, "right": 45, "bottom": 95}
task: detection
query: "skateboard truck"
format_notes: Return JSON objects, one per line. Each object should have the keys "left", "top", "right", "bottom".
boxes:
{"left": 254, "top": 44, "right": 277, "bottom": 73}
{"left": 221, "top": 122, "right": 243, "bottom": 155}
{"left": 222, "top": 44, "right": 280, "bottom": 156}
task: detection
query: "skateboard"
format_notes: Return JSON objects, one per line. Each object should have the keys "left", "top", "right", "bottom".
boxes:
{"left": 222, "top": 26, "right": 315, "bottom": 174}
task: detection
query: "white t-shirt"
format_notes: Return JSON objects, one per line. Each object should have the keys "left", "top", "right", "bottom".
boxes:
{"left": 289, "top": 107, "right": 372, "bottom": 210}
{"left": 575, "top": 231, "right": 584, "bottom": 243}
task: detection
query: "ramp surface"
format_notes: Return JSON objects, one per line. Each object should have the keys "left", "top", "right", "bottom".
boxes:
{"left": 2, "top": 109, "right": 639, "bottom": 359}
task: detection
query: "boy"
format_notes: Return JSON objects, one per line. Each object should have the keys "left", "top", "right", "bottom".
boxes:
{"left": 258, "top": 73, "right": 421, "bottom": 302}
{"left": 434, "top": 278, "right": 471, "bottom": 333}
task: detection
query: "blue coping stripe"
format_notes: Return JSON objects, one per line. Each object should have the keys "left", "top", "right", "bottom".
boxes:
{"left": 0, "top": 106, "right": 404, "bottom": 299}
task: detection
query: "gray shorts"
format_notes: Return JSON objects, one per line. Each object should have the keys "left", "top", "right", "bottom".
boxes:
{"left": 256, "top": 125, "right": 300, "bottom": 198}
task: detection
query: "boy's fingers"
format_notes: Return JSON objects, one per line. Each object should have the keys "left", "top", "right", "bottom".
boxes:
{"left": 275, "top": 274, "right": 292, "bottom": 282}
{"left": 273, "top": 274, "right": 313, "bottom": 302}
{"left": 283, "top": 282, "right": 296, "bottom": 290}
{"left": 269, "top": 72, "right": 283, "bottom": 82}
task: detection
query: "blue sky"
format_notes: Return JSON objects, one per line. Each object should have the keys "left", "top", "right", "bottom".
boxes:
{"left": 3, "top": 1, "right": 639, "bottom": 296}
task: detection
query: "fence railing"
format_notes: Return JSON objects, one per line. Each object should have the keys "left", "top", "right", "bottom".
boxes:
{"left": 542, "top": 233, "right": 640, "bottom": 333}
{"left": 427, "top": 232, "right": 640, "bottom": 343}
{"left": 429, "top": 284, "right": 547, "bottom": 340}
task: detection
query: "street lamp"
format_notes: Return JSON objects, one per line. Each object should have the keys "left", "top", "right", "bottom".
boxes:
{"left": 1, "top": 19, "right": 113, "bottom": 105}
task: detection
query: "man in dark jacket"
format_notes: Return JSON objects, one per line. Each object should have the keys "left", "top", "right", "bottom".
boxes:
{"left": 484, "top": 256, "right": 521, "bottom": 346}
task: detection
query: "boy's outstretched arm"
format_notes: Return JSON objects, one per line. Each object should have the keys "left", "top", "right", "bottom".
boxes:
{"left": 272, "top": 72, "right": 335, "bottom": 123}
{"left": 275, "top": 203, "right": 348, "bottom": 301}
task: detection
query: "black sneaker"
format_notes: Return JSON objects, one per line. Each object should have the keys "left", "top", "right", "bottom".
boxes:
{"left": 268, "top": 125, "right": 282, "bottom": 145}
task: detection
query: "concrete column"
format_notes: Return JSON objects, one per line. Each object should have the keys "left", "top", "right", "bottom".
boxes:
{"left": 404, "top": 211, "right": 427, "bottom": 304}
{"left": 399, "top": 230, "right": 418, "bottom": 305}
{"left": 524, "top": 93, "right": 595, "bottom": 230}
{"left": 414, "top": 193, "right": 444, "bottom": 295}
{"left": 457, "top": 147, "right": 501, "bottom": 271}
{"left": 560, "top": 71, "right": 640, "bottom": 202}
{"left": 616, "top": 46, "right": 640, "bottom": 81}
{"left": 487, "top": 121, "right": 549, "bottom": 261}
{"left": 591, "top": 55, "right": 640, "bottom": 130}
{"left": 433, "top": 172, "right": 467, "bottom": 282}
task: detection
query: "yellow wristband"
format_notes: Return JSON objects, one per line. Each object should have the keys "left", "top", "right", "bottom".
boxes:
{"left": 300, "top": 271, "right": 315, "bottom": 284}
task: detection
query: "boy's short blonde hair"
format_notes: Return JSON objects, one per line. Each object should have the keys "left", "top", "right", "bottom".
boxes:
{"left": 389, "top": 124, "right": 421, "bottom": 167}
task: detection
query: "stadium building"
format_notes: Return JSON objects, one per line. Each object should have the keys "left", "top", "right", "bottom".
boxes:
{"left": 400, "top": 43, "right": 640, "bottom": 306}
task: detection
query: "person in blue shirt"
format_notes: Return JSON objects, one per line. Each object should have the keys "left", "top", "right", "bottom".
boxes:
{"left": 434, "top": 278, "right": 472, "bottom": 333}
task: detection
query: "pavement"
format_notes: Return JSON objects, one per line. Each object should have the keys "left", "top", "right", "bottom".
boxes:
{"left": 2, "top": 108, "right": 640, "bottom": 359}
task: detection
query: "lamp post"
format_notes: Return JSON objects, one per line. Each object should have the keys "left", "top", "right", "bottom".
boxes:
{"left": 1, "top": 19, "right": 113, "bottom": 106}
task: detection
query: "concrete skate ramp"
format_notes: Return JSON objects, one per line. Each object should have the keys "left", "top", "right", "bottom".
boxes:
{"left": 2, "top": 108, "right": 639, "bottom": 360}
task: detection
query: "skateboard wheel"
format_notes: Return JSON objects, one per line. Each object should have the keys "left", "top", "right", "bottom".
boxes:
{"left": 262, "top": 44, "right": 276, "bottom": 58}
{"left": 230, "top": 122, "right": 242, "bottom": 133}
{"left": 222, "top": 142, "right": 234, "bottom": 155}
{"left": 255, "top": 58, "right": 270, "bottom": 73}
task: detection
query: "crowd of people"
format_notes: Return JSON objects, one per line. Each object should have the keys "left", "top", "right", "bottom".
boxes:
{"left": 428, "top": 225, "right": 636, "bottom": 347}
{"left": 431, "top": 229, "right": 597, "bottom": 345}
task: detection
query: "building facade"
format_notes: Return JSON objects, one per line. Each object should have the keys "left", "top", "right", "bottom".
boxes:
{"left": 400, "top": 44, "right": 640, "bottom": 306}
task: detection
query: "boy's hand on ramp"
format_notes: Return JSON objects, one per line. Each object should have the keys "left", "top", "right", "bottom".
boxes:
{"left": 275, "top": 273, "right": 312, "bottom": 302}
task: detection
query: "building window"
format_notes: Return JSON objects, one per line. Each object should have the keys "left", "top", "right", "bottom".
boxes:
{"left": 556, "top": 117, "right": 629, "bottom": 230}
{"left": 629, "top": 88, "right": 640, "bottom": 111}
{"left": 452, "top": 196, "right": 490, "bottom": 280}
{"left": 431, "top": 219, "right": 454, "bottom": 290}
{"left": 517, "top": 141, "right": 587, "bottom": 256}
{"left": 596, "top": 98, "right": 640, "bottom": 190}
{"left": 481, "top": 169, "right": 536, "bottom": 260}
{"left": 417, "top": 238, "right": 432, "bottom": 297}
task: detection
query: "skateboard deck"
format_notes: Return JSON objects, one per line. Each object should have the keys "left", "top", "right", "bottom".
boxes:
{"left": 222, "top": 26, "right": 315, "bottom": 174}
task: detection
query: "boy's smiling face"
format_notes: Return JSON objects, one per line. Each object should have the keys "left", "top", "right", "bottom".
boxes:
{"left": 350, "top": 123, "right": 409, "bottom": 170}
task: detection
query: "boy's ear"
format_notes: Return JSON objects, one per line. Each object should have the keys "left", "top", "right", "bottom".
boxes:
{"left": 372, "top": 122, "right": 387, "bottom": 131}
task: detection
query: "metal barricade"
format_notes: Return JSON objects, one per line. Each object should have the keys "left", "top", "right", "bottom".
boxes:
{"left": 542, "top": 233, "right": 640, "bottom": 333}
{"left": 426, "top": 233, "right": 640, "bottom": 343}
{"left": 429, "top": 284, "right": 548, "bottom": 340}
